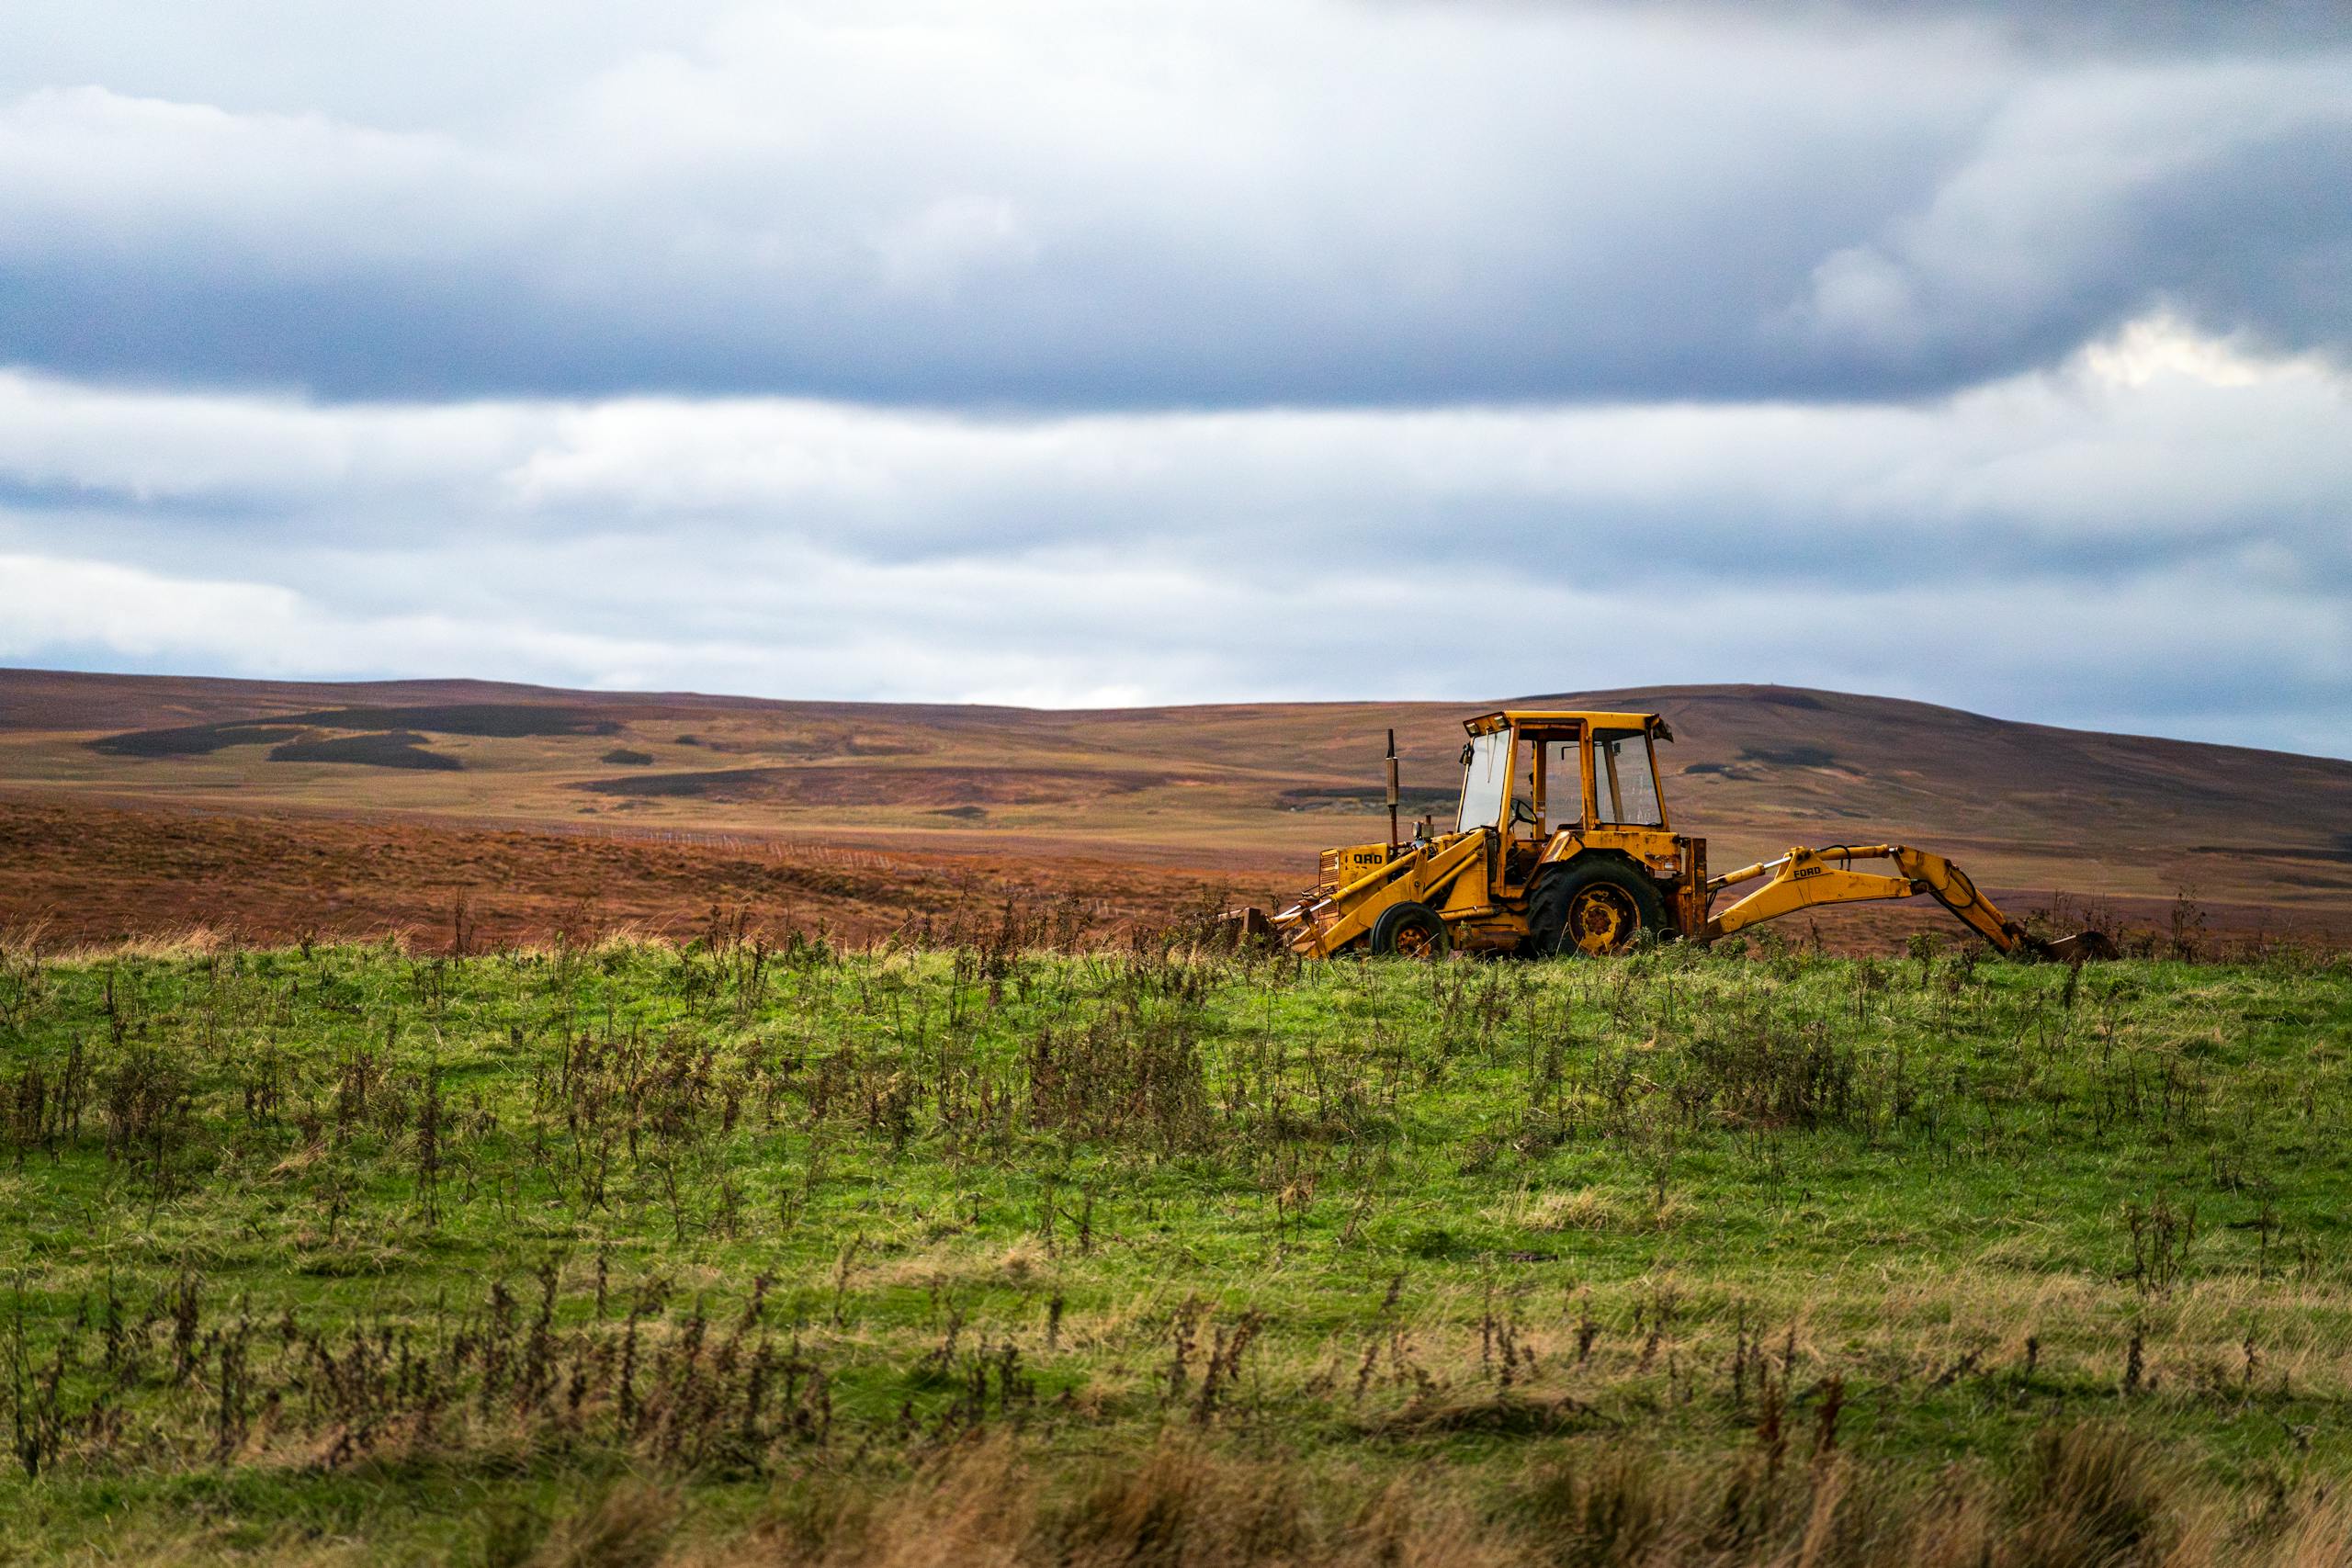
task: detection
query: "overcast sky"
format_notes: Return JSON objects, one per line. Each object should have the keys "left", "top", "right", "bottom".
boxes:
{"left": 1, "top": 1, "right": 2347, "bottom": 754}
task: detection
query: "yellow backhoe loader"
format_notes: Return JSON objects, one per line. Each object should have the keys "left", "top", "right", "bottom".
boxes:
{"left": 1235, "top": 707, "right": 2112, "bottom": 961}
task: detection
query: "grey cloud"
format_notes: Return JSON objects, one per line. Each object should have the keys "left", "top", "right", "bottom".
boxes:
{"left": 0, "top": 6, "right": 2346, "bottom": 405}
{"left": 6, "top": 539, "right": 2345, "bottom": 754}
{"left": 1557, "top": 0, "right": 2352, "bottom": 54}
{"left": 1781, "top": 66, "right": 2352, "bottom": 386}
{"left": 1, "top": 324, "right": 2345, "bottom": 750}
{"left": 6, "top": 329, "right": 2346, "bottom": 589}
{"left": 0, "top": 0, "right": 738, "bottom": 130}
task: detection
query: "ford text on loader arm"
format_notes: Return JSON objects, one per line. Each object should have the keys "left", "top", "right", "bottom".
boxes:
{"left": 1237, "top": 708, "right": 2112, "bottom": 961}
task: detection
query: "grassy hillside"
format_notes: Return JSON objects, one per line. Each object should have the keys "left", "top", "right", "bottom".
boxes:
{"left": 3, "top": 932, "right": 2351, "bottom": 1563}
{"left": 5, "top": 671, "right": 2351, "bottom": 949}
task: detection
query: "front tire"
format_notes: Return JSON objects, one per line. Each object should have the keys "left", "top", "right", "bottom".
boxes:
{"left": 1528, "top": 861, "right": 1667, "bottom": 956}
{"left": 1370, "top": 901, "right": 1451, "bottom": 959}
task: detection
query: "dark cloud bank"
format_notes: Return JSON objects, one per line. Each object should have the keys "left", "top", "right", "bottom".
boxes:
{"left": 0, "top": 0, "right": 2345, "bottom": 405}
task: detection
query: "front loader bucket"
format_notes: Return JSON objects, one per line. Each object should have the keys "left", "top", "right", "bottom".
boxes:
{"left": 1215, "top": 906, "right": 1276, "bottom": 947}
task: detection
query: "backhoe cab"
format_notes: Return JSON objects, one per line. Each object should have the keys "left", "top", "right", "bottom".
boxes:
{"left": 1244, "top": 708, "right": 2110, "bottom": 962}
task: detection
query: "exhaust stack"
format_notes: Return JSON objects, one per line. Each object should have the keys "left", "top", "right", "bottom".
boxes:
{"left": 1385, "top": 728, "right": 1400, "bottom": 850}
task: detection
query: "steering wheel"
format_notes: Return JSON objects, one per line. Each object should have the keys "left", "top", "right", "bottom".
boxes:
{"left": 1510, "top": 797, "right": 1540, "bottom": 830}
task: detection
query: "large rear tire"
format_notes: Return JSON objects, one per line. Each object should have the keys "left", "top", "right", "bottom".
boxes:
{"left": 1528, "top": 860, "right": 1667, "bottom": 957}
{"left": 1370, "top": 900, "right": 1451, "bottom": 959}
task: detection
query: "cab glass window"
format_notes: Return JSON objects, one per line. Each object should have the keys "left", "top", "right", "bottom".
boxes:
{"left": 1547, "top": 741, "right": 1581, "bottom": 823}
{"left": 1593, "top": 730, "right": 1663, "bottom": 827}
{"left": 1457, "top": 731, "right": 1510, "bottom": 832}
{"left": 1507, "top": 738, "right": 1539, "bottom": 833}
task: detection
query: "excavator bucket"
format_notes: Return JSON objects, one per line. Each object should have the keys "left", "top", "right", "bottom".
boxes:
{"left": 2037, "top": 930, "right": 2119, "bottom": 963}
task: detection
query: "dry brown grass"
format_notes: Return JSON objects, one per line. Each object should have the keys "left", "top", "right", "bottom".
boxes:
{"left": 1494, "top": 1189, "right": 1690, "bottom": 1235}
{"left": 0, "top": 797, "right": 1209, "bottom": 953}
{"left": 533, "top": 1482, "right": 683, "bottom": 1568}
{"left": 9, "top": 666, "right": 2352, "bottom": 954}
{"left": 635, "top": 1429, "right": 2342, "bottom": 1568}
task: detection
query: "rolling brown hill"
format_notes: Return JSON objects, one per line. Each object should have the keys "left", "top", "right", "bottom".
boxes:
{"left": 3, "top": 667, "right": 2347, "bottom": 950}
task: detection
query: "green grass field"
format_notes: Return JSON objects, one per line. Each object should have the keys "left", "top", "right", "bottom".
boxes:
{"left": 4, "top": 928, "right": 2352, "bottom": 1566}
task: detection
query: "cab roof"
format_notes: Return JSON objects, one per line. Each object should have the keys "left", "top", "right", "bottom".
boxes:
{"left": 1462, "top": 708, "right": 1668, "bottom": 738}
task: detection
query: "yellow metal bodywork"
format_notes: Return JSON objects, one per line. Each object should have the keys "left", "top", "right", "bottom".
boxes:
{"left": 1703, "top": 843, "right": 2105, "bottom": 957}
{"left": 1320, "top": 843, "right": 1394, "bottom": 893}
{"left": 1277, "top": 830, "right": 1493, "bottom": 955}
{"left": 1254, "top": 707, "right": 2106, "bottom": 962}
{"left": 1267, "top": 708, "right": 1700, "bottom": 958}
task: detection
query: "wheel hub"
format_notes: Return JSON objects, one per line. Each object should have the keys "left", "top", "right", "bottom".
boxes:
{"left": 1567, "top": 886, "right": 1635, "bottom": 954}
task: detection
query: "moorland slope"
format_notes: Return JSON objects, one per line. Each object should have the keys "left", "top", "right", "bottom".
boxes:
{"left": 3, "top": 668, "right": 2347, "bottom": 946}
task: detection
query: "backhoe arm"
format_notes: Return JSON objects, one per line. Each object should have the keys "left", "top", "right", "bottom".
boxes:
{"left": 1704, "top": 844, "right": 2110, "bottom": 960}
